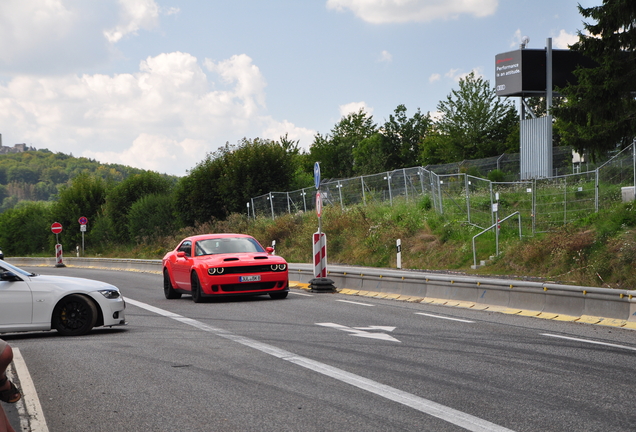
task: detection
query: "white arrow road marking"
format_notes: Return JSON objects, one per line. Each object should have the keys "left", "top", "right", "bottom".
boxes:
{"left": 353, "top": 326, "right": 396, "bottom": 332}
{"left": 316, "top": 322, "right": 400, "bottom": 342}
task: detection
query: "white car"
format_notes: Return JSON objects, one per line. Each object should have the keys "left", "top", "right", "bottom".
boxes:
{"left": 0, "top": 261, "right": 126, "bottom": 336}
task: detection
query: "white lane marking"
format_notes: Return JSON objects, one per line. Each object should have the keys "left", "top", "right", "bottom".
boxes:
{"left": 10, "top": 348, "right": 49, "bottom": 432}
{"left": 290, "top": 291, "right": 313, "bottom": 297}
{"left": 354, "top": 326, "right": 396, "bottom": 332}
{"left": 336, "top": 299, "right": 374, "bottom": 306}
{"left": 316, "top": 323, "right": 400, "bottom": 342}
{"left": 542, "top": 334, "right": 636, "bottom": 352}
{"left": 416, "top": 313, "right": 475, "bottom": 323}
{"left": 126, "top": 298, "right": 516, "bottom": 432}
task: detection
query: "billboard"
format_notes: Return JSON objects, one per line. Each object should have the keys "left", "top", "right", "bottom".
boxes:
{"left": 495, "top": 49, "right": 595, "bottom": 97}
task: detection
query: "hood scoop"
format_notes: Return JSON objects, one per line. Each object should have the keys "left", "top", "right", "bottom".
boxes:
{"left": 254, "top": 256, "right": 268, "bottom": 260}
{"left": 223, "top": 257, "right": 239, "bottom": 261}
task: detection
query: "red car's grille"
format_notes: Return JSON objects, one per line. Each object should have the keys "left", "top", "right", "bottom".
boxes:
{"left": 221, "top": 282, "right": 277, "bottom": 292}
{"left": 221, "top": 265, "right": 275, "bottom": 274}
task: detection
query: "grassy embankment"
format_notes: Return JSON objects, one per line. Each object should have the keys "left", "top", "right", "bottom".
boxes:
{"left": 106, "top": 196, "right": 636, "bottom": 290}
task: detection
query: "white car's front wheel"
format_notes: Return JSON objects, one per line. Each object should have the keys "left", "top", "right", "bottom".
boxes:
{"left": 52, "top": 294, "right": 98, "bottom": 336}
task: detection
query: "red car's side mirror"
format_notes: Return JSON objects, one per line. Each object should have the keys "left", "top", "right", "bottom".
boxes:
{"left": 177, "top": 251, "right": 186, "bottom": 258}
{"left": 265, "top": 247, "right": 274, "bottom": 255}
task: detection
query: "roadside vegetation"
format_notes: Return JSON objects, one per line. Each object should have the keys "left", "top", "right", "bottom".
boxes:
{"left": 89, "top": 196, "right": 636, "bottom": 290}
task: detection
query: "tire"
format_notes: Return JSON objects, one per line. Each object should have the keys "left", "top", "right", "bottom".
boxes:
{"left": 191, "top": 272, "right": 204, "bottom": 303}
{"left": 52, "top": 294, "right": 98, "bottom": 336}
{"left": 269, "top": 292, "right": 288, "bottom": 300}
{"left": 163, "top": 269, "right": 182, "bottom": 299}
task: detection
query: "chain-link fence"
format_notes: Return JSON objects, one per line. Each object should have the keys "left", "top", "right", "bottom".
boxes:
{"left": 250, "top": 144, "right": 636, "bottom": 236}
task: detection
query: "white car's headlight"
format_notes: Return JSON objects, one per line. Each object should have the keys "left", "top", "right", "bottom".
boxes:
{"left": 98, "top": 289, "right": 121, "bottom": 299}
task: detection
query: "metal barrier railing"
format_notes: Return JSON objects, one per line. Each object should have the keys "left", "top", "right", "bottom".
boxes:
{"left": 472, "top": 211, "right": 521, "bottom": 268}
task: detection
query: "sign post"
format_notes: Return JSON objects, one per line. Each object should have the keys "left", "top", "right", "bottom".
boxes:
{"left": 310, "top": 162, "right": 334, "bottom": 292}
{"left": 50, "top": 222, "right": 65, "bottom": 267}
{"left": 78, "top": 216, "right": 88, "bottom": 256}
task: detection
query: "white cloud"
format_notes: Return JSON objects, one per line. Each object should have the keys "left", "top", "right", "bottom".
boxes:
{"left": 553, "top": 29, "right": 578, "bottom": 49}
{"left": 326, "top": 0, "right": 498, "bottom": 24}
{"left": 104, "top": 0, "right": 160, "bottom": 43}
{"left": 260, "top": 119, "right": 316, "bottom": 152}
{"left": 0, "top": 52, "right": 311, "bottom": 175}
{"left": 445, "top": 67, "right": 483, "bottom": 82}
{"left": 84, "top": 134, "right": 207, "bottom": 173}
{"left": 378, "top": 50, "right": 393, "bottom": 63}
{"left": 429, "top": 73, "right": 441, "bottom": 83}
{"left": 510, "top": 29, "right": 524, "bottom": 48}
{"left": 339, "top": 101, "right": 373, "bottom": 117}
{"left": 0, "top": 0, "right": 168, "bottom": 75}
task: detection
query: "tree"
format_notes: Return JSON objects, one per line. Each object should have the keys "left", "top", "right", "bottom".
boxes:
{"left": 175, "top": 137, "right": 299, "bottom": 225}
{"left": 420, "top": 72, "right": 518, "bottom": 164}
{"left": 127, "top": 194, "right": 178, "bottom": 242}
{"left": 310, "top": 109, "right": 377, "bottom": 178}
{"left": 554, "top": 0, "right": 636, "bottom": 156}
{"left": 381, "top": 105, "right": 431, "bottom": 169}
{"left": 104, "top": 171, "right": 174, "bottom": 242}
{"left": 50, "top": 173, "right": 107, "bottom": 250}
{"left": 0, "top": 201, "right": 52, "bottom": 256}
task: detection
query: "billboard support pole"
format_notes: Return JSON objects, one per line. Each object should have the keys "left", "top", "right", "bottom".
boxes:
{"left": 546, "top": 38, "right": 553, "bottom": 113}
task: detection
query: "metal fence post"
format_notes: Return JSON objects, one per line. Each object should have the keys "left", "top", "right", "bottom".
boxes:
{"left": 465, "top": 174, "right": 471, "bottom": 224}
{"left": 385, "top": 172, "right": 393, "bottom": 206}
{"left": 595, "top": 169, "right": 599, "bottom": 212}
{"left": 403, "top": 168, "right": 408, "bottom": 202}
{"left": 269, "top": 192, "right": 274, "bottom": 220}
{"left": 361, "top": 176, "right": 366, "bottom": 206}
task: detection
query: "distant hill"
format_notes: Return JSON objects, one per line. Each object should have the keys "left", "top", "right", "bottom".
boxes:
{"left": 0, "top": 148, "right": 176, "bottom": 212}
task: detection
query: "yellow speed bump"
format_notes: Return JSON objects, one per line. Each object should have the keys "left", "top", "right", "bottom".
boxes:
{"left": 517, "top": 310, "right": 541, "bottom": 317}
{"left": 486, "top": 306, "right": 522, "bottom": 314}
{"left": 551, "top": 315, "right": 579, "bottom": 322}
{"left": 597, "top": 318, "right": 628, "bottom": 327}
{"left": 577, "top": 315, "right": 602, "bottom": 324}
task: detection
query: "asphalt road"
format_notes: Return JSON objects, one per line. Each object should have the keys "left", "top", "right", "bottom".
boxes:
{"left": 2, "top": 266, "right": 635, "bottom": 432}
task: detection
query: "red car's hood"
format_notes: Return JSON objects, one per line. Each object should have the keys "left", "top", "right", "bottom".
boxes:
{"left": 196, "top": 253, "right": 287, "bottom": 265}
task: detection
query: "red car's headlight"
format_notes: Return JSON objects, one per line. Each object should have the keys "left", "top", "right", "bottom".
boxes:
{"left": 270, "top": 264, "right": 287, "bottom": 272}
{"left": 208, "top": 267, "right": 225, "bottom": 275}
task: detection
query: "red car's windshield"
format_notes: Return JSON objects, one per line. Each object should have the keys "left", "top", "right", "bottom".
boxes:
{"left": 194, "top": 237, "right": 265, "bottom": 256}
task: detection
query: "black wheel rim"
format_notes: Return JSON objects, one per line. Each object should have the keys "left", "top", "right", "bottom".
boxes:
{"left": 58, "top": 300, "right": 91, "bottom": 330}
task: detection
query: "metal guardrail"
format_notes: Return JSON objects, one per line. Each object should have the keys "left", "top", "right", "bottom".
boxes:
{"left": 8, "top": 257, "right": 636, "bottom": 323}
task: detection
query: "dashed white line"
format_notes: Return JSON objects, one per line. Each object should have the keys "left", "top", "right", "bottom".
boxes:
{"left": 416, "top": 313, "right": 475, "bottom": 323}
{"left": 289, "top": 291, "right": 313, "bottom": 296}
{"left": 336, "top": 299, "right": 374, "bottom": 306}
{"left": 125, "top": 298, "right": 516, "bottom": 432}
{"left": 542, "top": 334, "right": 636, "bottom": 352}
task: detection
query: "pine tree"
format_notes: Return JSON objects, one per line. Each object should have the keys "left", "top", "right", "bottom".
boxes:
{"left": 555, "top": 0, "right": 636, "bottom": 156}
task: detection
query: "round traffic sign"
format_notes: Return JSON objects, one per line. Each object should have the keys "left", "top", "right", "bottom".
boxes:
{"left": 315, "top": 192, "right": 322, "bottom": 217}
{"left": 51, "top": 222, "right": 63, "bottom": 234}
{"left": 78, "top": 216, "right": 88, "bottom": 225}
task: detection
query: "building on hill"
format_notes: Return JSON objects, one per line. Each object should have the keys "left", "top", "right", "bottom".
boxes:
{"left": 0, "top": 134, "right": 35, "bottom": 154}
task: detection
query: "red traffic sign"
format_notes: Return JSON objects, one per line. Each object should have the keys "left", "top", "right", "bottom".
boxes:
{"left": 78, "top": 216, "right": 88, "bottom": 225}
{"left": 315, "top": 192, "right": 322, "bottom": 217}
{"left": 51, "top": 222, "right": 63, "bottom": 234}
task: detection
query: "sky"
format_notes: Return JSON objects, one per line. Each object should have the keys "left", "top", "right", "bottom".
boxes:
{"left": 0, "top": 0, "right": 603, "bottom": 177}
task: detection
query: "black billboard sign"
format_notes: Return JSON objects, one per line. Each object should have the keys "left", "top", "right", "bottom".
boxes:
{"left": 495, "top": 49, "right": 595, "bottom": 97}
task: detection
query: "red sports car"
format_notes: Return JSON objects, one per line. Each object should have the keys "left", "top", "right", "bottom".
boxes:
{"left": 162, "top": 234, "right": 289, "bottom": 302}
